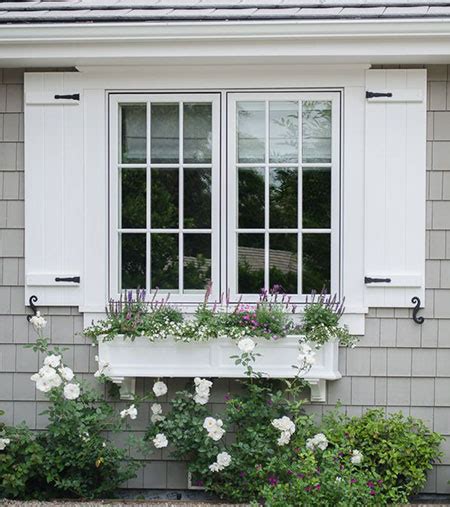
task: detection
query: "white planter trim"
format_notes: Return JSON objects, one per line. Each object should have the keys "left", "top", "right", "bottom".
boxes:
{"left": 98, "top": 334, "right": 341, "bottom": 403}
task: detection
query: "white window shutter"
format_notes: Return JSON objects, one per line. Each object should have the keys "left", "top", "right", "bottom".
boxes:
{"left": 364, "top": 69, "right": 427, "bottom": 308}
{"left": 24, "top": 72, "right": 84, "bottom": 306}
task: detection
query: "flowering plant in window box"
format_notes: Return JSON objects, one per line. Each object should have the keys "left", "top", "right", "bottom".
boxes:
{"left": 85, "top": 287, "right": 354, "bottom": 400}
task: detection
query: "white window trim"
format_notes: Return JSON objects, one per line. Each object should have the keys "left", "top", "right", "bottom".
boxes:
{"left": 109, "top": 90, "right": 341, "bottom": 304}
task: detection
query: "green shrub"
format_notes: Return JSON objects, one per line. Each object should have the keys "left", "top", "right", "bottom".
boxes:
{"left": 318, "top": 409, "right": 443, "bottom": 504}
{"left": 0, "top": 425, "right": 46, "bottom": 499}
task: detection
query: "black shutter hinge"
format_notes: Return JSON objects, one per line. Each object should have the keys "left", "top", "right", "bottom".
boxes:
{"left": 364, "top": 277, "right": 391, "bottom": 284}
{"left": 55, "top": 276, "right": 80, "bottom": 283}
{"left": 366, "top": 91, "right": 393, "bottom": 99}
{"left": 54, "top": 93, "right": 80, "bottom": 101}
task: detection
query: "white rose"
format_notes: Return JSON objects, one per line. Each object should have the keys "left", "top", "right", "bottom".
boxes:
{"left": 350, "top": 449, "right": 363, "bottom": 465}
{"left": 0, "top": 438, "right": 11, "bottom": 451}
{"left": 208, "top": 427, "right": 225, "bottom": 441}
{"left": 58, "top": 366, "right": 74, "bottom": 382}
{"left": 63, "top": 383, "right": 80, "bottom": 400}
{"left": 47, "top": 371, "right": 62, "bottom": 388}
{"left": 277, "top": 431, "right": 291, "bottom": 446}
{"left": 209, "top": 462, "right": 221, "bottom": 472}
{"left": 153, "top": 381, "right": 168, "bottom": 397}
{"left": 193, "top": 394, "right": 209, "bottom": 405}
{"left": 216, "top": 451, "right": 231, "bottom": 468}
{"left": 203, "top": 417, "right": 217, "bottom": 431}
{"left": 151, "top": 403, "right": 162, "bottom": 415}
{"left": 30, "top": 312, "right": 47, "bottom": 331}
{"left": 35, "top": 376, "right": 53, "bottom": 393}
{"left": 128, "top": 404, "right": 138, "bottom": 420}
{"left": 153, "top": 433, "right": 168, "bottom": 448}
{"left": 238, "top": 337, "right": 256, "bottom": 353}
{"left": 44, "top": 354, "right": 61, "bottom": 368}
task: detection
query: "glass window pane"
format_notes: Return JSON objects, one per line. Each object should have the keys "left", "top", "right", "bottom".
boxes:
{"left": 303, "top": 167, "right": 331, "bottom": 229}
{"left": 238, "top": 168, "right": 265, "bottom": 229}
{"left": 121, "top": 168, "right": 146, "bottom": 229}
{"left": 151, "top": 103, "right": 179, "bottom": 164}
{"left": 184, "top": 168, "right": 211, "bottom": 229}
{"left": 269, "top": 234, "right": 297, "bottom": 293}
{"left": 270, "top": 168, "right": 298, "bottom": 229}
{"left": 302, "top": 101, "right": 332, "bottom": 164}
{"left": 302, "top": 234, "right": 330, "bottom": 294}
{"left": 237, "top": 101, "right": 265, "bottom": 164}
{"left": 184, "top": 234, "right": 211, "bottom": 291}
{"left": 269, "top": 101, "right": 298, "bottom": 163}
{"left": 121, "top": 105, "right": 146, "bottom": 164}
{"left": 121, "top": 233, "right": 146, "bottom": 290}
{"left": 151, "top": 168, "right": 179, "bottom": 229}
{"left": 238, "top": 233, "right": 265, "bottom": 294}
{"left": 151, "top": 233, "right": 179, "bottom": 290}
{"left": 184, "top": 103, "right": 212, "bottom": 164}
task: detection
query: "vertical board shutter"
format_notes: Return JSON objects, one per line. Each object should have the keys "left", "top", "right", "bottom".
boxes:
{"left": 364, "top": 69, "right": 426, "bottom": 307}
{"left": 24, "top": 72, "right": 84, "bottom": 306}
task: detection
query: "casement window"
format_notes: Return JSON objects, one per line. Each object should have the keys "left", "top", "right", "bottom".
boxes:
{"left": 109, "top": 92, "right": 340, "bottom": 303}
{"left": 23, "top": 67, "right": 427, "bottom": 332}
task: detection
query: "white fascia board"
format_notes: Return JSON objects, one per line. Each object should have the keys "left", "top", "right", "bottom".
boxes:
{"left": 3, "top": 19, "right": 450, "bottom": 65}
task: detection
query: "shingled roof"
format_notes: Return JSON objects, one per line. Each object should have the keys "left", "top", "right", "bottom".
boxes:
{"left": 1, "top": 1, "right": 450, "bottom": 24}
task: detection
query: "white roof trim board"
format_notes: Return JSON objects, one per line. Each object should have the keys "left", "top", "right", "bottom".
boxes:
{"left": 2, "top": 1, "right": 450, "bottom": 24}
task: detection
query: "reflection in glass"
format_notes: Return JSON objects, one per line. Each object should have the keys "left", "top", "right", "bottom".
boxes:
{"left": 269, "top": 101, "right": 298, "bottom": 163}
{"left": 151, "top": 168, "right": 179, "bottom": 229}
{"left": 237, "top": 102, "right": 265, "bottom": 164}
{"left": 238, "top": 168, "right": 265, "bottom": 228}
{"left": 270, "top": 168, "right": 298, "bottom": 229}
{"left": 184, "top": 169, "right": 211, "bottom": 228}
{"left": 184, "top": 103, "right": 212, "bottom": 164}
{"left": 151, "top": 234, "right": 178, "bottom": 290}
{"left": 238, "top": 233, "right": 265, "bottom": 293}
{"left": 269, "top": 234, "right": 297, "bottom": 293}
{"left": 303, "top": 168, "right": 331, "bottom": 229}
{"left": 303, "top": 234, "right": 330, "bottom": 294}
{"left": 184, "top": 234, "right": 211, "bottom": 291}
{"left": 302, "top": 101, "right": 332, "bottom": 164}
{"left": 151, "top": 103, "right": 179, "bottom": 164}
{"left": 121, "top": 168, "right": 146, "bottom": 229}
{"left": 121, "top": 233, "right": 146, "bottom": 289}
{"left": 121, "top": 105, "right": 146, "bottom": 164}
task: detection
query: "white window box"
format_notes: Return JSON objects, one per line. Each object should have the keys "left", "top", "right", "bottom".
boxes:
{"left": 98, "top": 335, "right": 340, "bottom": 403}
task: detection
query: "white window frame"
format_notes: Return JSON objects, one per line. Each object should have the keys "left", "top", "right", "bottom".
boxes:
{"left": 109, "top": 90, "right": 341, "bottom": 305}
{"left": 109, "top": 93, "right": 221, "bottom": 303}
{"left": 227, "top": 91, "right": 341, "bottom": 303}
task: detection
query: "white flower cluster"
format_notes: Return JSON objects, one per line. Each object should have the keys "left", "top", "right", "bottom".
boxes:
{"left": 297, "top": 343, "right": 316, "bottom": 370}
{"left": 272, "top": 416, "right": 296, "bottom": 446}
{"left": 193, "top": 377, "right": 212, "bottom": 405}
{"left": 0, "top": 438, "right": 10, "bottom": 451}
{"left": 151, "top": 403, "right": 165, "bottom": 423}
{"left": 30, "top": 354, "right": 80, "bottom": 400}
{"left": 350, "top": 449, "right": 363, "bottom": 465}
{"left": 29, "top": 311, "right": 47, "bottom": 332}
{"left": 237, "top": 337, "right": 255, "bottom": 353}
{"left": 93, "top": 355, "right": 110, "bottom": 378}
{"left": 306, "top": 432, "right": 329, "bottom": 451}
{"left": 153, "top": 381, "right": 168, "bottom": 397}
{"left": 153, "top": 433, "right": 168, "bottom": 448}
{"left": 203, "top": 417, "right": 225, "bottom": 441}
{"left": 120, "top": 404, "right": 138, "bottom": 420}
{"left": 209, "top": 451, "right": 232, "bottom": 472}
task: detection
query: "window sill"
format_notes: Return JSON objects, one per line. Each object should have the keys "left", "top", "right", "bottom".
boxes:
{"left": 98, "top": 335, "right": 341, "bottom": 403}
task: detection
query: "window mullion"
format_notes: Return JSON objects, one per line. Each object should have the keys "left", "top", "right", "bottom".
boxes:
{"left": 298, "top": 100, "right": 303, "bottom": 296}
{"left": 264, "top": 100, "right": 270, "bottom": 292}
{"left": 179, "top": 102, "right": 184, "bottom": 295}
{"left": 146, "top": 101, "right": 152, "bottom": 294}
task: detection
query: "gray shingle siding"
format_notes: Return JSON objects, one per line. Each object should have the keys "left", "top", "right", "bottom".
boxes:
{"left": 1, "top": 64, "right": 450, "bottom": 492}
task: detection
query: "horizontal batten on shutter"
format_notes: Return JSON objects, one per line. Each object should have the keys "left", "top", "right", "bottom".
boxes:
{"left": 364, "top": 69, "right": 426, "bottom": 308}
{"left": 365, "top": 89, "right": 423, "bottom": 103}
{"left": 26, "top": 92, "right": 80, "bottom": 105}
{"left": 364, "top": 274, "right": 422, "bottom": 288}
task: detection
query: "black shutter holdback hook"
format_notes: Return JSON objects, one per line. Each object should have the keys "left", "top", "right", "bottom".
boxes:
{"left": 411, "top": 296, "right": 425, "bottom": 325}
{"left": 26, "top": 295, "right": 38, "bottom": 322}
{"left": 366, "top": 91, "right": 393, "bottom": 99}
{"left": 54, "top": 93, "right": 80, "bottom": 101}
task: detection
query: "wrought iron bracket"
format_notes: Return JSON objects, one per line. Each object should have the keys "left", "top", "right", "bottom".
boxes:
{"left": 364, "top": 276, "right": 391, "bottom": 284}
{"left": 55, "top": 276, "right": 80, "bottom": 283}
{"left": 54, "top": 93, "right": 80, "bottom": 101}
{"left": 26, "top": 295, "right": 38, "bottom": 322}
{"left": 411, "top": 296, "right": 425, "bottom": 325}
